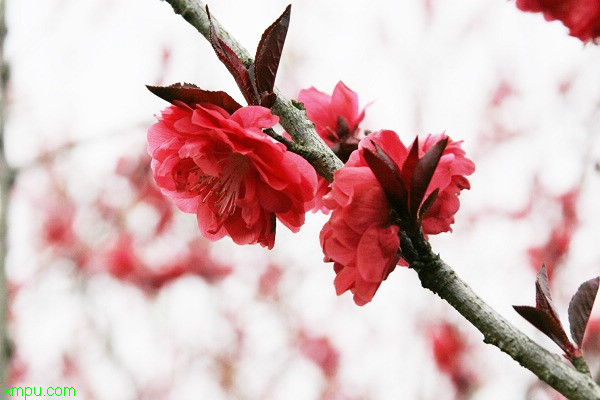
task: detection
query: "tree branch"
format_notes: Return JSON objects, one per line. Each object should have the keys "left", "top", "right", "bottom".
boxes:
{"left": 160, "top": 1, "right": 600, "bottom": 398}
{"left": 0, "top": 0, "right": 11, "bottom": 384}
{"left": 163, "top": 0, "right": 343, "bottom": 182}
{"left": 403, "top": 232, "right": 600, "bottom": 400}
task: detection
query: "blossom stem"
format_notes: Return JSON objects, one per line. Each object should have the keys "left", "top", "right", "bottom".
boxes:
{"left": 160, "top": 1, "right": 600, "bottom": 398}
{"left": 162, "top": 0, "right": 343, "bottom": 182}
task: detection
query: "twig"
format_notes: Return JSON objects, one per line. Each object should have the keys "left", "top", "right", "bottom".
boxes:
{"left": 160, "top": 1, "right": 600, "bottom": 398}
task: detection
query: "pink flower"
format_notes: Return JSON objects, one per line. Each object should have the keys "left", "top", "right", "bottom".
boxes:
{"left": 527, "top": 189, "right": 579, "bottom": 279}
{"left": 320, "top": 130, "right": 474, "bottom": 305}
{"left": 298, "top": 81, "right": 366, "bottom": 156}
{"left": 419, "top": 133, "right": 475, "bottom": 234}
{"left": 428, "top": 323, "right": 478, "bottom": 397}
{"left": 516, "top": 0, "right": 600, "bottom": 43}
{"left": 298, "top": 331, "right": 340, "bottom": 377}
{"left": 115, "top": 155, "right": 174, "bottom": 235}
{"left": 258, "top": 264, "right": 283, "bottom": 300}
{"left": 148, "top": 103, "right": 317, "bottom": 249}
{"left": 298, "top": 81, "right": 367, "bottom": 212}
{"left": 99, "top": 234, "right": 232, "bottom": 290}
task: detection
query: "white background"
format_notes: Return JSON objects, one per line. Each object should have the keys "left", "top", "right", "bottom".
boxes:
{"left": 5, "top": 0, "right": 600, "bottom": 399}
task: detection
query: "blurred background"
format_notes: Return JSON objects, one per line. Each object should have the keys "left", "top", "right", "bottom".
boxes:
{"left": 2, "top": 0, "right": 600, "bottom": 399}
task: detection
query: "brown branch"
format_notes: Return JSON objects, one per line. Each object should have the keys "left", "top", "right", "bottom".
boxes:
{"left": 160, "top": 1, "right": 600, "bottom": 398}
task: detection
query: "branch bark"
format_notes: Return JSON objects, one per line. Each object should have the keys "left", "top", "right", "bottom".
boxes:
{"left": 160, "top": 1, "right": 600, "bottom": 398}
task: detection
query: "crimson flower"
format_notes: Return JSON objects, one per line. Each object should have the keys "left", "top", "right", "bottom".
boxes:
{"left": 320, "top": 130, "right": 474, "bottom": 305}
{"left": 148, "top": 103, "right": 317, "bottom": 249}
{"left": 298, "top": 81, "right": 367, "bottom": 212}
{"left": 516, "top": 0, "right": 600, "bottom": 43}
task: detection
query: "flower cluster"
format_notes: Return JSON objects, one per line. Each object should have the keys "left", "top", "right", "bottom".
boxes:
{"left": 148, "top": 103, "right": 317, "bottom": 249}
{"left": 147, "top": 81, "right": 474, "bottom": 305}
{"left": 516, "top": 0, "right": 600, "bottom": 43}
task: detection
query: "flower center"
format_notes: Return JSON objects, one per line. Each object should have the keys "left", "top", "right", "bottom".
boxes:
{"left": 173, "top": 154, "right": 249, "bottom": 217}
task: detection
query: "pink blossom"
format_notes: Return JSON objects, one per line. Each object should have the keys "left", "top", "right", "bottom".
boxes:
{"left": 428, "top": 323, "right": 478, "bottom": 397}
{"left": 115, "top": 155, "right": 174, "bottom": 235}
{"left": 419, "top": 133, "right": 475, "bottom": 234}
{"left": 320, "top": 130, "right": 474, "bottom": 305}
{"left": 298, "top": 82, "right": 366, "bottom": 212}
{"left": 527, "top": 189, "right": 579, "bottom": 279}
{"left": 101, "top": 234, "right": 232, "bottom": 290}
{"left": 298, "top": 81, "right": 366, "bottom": 155}
{"left": 258, "top": 264, "right": 283, "bottom": 300}
{"left": 298, "top": 331, "right": 340, "bottom": 377}
{"left": 148, "top": 103, "right": 318, "bottom": 249}
{"left": 516, "top": 0, "right": 600, "bottom": 43}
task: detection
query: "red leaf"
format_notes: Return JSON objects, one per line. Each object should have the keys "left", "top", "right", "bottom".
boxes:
{"left": 400, "top": 137, "right": 419, "bottom": 196}
{"left": 535, "top": 264, "right": 559, "bottom": 318}
{"left": 207, "top": 6, "right": 258, "bottom": 105}
{"left": 514, "top": 305, "right": 574, "bottom": 355}
{"left": 372, "top": 141, "right": 400, "bottom": 175}
{"left": 418, "top": 188, "right": 439, "bottom": 220}
{"left": 146, "top": 84, "right": 242, "bottom": 114}
{"left": 409, "top": 138, "right": 448, "bottom": 218}
{"left": 363, "top": 148, "right": 408, "bottom": 214}
{"left": 254, "top": 5, "right": 291, "bottom": 98}
{"left": 568, "top": 276, "right": 600, "bottom": 347}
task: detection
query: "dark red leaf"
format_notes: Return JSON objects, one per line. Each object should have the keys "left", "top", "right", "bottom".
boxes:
{"left": 400, "top": 137, "right": 419, "bottom": 195}
{"left": 418, "top": 188, "right": 439, "bottom": 220}
{"left": 513, "top": 305, "right": 574, "bottom": 355}
{"left": 409, "top": 138, "right": 448, "bottom": 218}
{"left": 568, "top": 276, "right": 600, "bottom": 347}
{"left": 146, "top": 84, "right": 242, "bottom": 114}
{"left": 207, "top": 6, "right": 258, "bottom": 105}
{"left": 363, "top": 148, "right": 407, "bottom": 213}
{"left": 372, "top": 141, "right": 400, "bottom": 175}
{"left": 254, "top": 5, "right": 291, "bottom": 98}
{"left": 535, "top": 264, "right": 559, "bottom": 317}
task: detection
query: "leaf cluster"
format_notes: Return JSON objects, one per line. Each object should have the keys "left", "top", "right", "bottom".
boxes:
{"left": 514, "top": 264, "right": 599, "bottom": 363}
{"left": 147, "top": 5, "right": 292, "bottom": 111}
